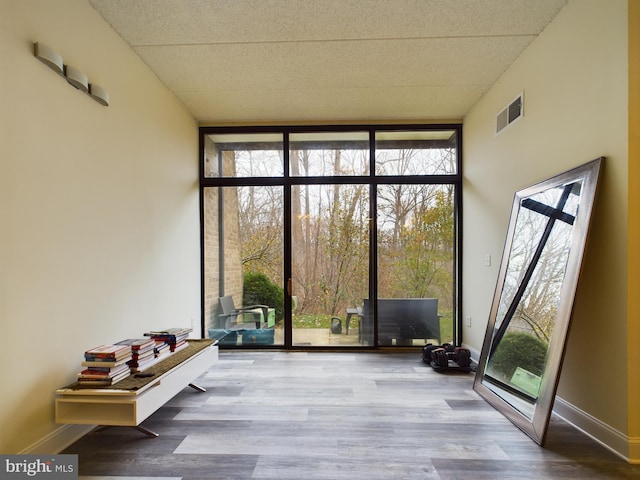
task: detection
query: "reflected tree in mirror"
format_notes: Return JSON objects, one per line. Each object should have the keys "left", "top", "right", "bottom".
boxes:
{"left": 487, "top": 181, "right": 580, "bottom": 399}
{"left": 474, "top": 158, "right": 603, "bottom": 445}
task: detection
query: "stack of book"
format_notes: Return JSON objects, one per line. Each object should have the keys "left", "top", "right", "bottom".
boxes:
{"left": 144, "top": 327, "right": 192, "bottom": 352}
{"left": 115, "top": 338, "right": 157, "bottom": 372}
{"left": 153, "top": 339, "right": 171, "bottom": 358}
{"left": 78, "top": 345, "right": 132, "bottom": 386}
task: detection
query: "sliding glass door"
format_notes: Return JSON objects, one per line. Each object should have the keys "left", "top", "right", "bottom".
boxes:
{"left": 288, "top": 131, "right": 371, "bottom": 346}
{"left": 200, "top": 125, "right": 461, "bottom": 349}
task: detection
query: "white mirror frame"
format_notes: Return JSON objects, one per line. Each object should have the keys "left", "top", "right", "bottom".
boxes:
{"left": 473, "top": 157, "right": 603, "bottom": 445}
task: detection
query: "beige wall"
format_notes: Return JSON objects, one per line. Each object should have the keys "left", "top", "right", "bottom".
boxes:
{"left": 0, "top": 0, "right": 199, "bottom": 453}
{"left": 628, "top": 0, "right": 640, "bottom": 460}
{"left": 463, "top": 0, "right": 631, "bottom": 457}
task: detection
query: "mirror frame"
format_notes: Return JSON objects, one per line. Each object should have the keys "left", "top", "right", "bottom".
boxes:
{"left": 473, "top": 157, "right": 603, "bottom": 445}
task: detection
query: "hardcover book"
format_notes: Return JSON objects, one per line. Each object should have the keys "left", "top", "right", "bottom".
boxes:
{"left": 81, "top": 358, "right": 130, "bottom": 368}
{"left": 115, "top": 338, "right": 155, "bottom": 351}
{"left": 84, "top": 344, "right": 131, "bottom": 360}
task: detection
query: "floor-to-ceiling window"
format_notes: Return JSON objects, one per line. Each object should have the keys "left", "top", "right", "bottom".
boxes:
{"left": 200, "top": 125, "right": 461, "bottom": 349}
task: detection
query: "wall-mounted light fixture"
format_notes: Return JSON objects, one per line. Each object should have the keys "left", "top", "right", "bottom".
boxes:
{"left": 64, "top": 65, "right": 89, "bottom": 92}
{"left": 34, "top": 42, "right": 64, "bottom": 75}
{"left": 33, "top": 41, "right": 109, "bottom": 106}
{"left": 89, "top": 83, "right": 109, "bottom": 106}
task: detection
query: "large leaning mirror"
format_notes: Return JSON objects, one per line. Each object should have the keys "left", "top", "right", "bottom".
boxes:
{"left": 473, "top": 157, "right": 603, "bottom": 445}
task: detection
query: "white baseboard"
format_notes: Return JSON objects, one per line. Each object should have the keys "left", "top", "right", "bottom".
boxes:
{"left": 552, "top": 396, "right": 634, "bottom": 462}
{"left": 20, "top": 424, "right": 95, "bottom": 454}
{"left": 463, "top": 344, "right": 638, "bottom": 463}
{"left": 629, "top": 435, "right": 640, "bottom": 464}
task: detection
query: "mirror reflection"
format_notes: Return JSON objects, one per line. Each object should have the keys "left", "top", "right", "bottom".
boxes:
{"left": 486, "top": 182, "right": 579, "bottom": 409}
{"left": 474, "top": 158, "right": 602, "bottom": 444}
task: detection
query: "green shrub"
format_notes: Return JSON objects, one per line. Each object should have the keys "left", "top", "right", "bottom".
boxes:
{"left": 243, "top": 272, "right": 284, "bottom": 321}
{"left": 488, "top": 332, "right": 547, "bottom": 380}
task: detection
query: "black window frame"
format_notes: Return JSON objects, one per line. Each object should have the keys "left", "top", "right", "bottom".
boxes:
{"left": 199, "top": 123, "right": 463, "bottom": 349}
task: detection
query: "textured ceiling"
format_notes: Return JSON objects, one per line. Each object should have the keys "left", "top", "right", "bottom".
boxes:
{"left": 88, "top": 0, "right": 568, "bottom": 124}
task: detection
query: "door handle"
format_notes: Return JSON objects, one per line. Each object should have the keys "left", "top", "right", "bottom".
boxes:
{"left": 287, "top": 278, "right": 292, "bottom": 296}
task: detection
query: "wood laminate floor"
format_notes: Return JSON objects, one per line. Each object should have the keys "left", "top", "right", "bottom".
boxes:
{"left": 63, "top": 351, "right": 640, "bottom": 479}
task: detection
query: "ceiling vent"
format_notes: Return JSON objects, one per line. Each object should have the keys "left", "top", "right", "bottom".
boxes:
{"left": 496, "top": 93, "right": 523, "bottom": 135}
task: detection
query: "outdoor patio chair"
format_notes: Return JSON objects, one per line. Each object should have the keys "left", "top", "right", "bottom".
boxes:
{"left": 217, "top": 295, "right": 270, "bottom": 330}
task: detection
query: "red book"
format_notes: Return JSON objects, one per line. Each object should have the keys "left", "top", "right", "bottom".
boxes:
{"left": 84, "top": 344, "right": 131, "bottom": 360}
